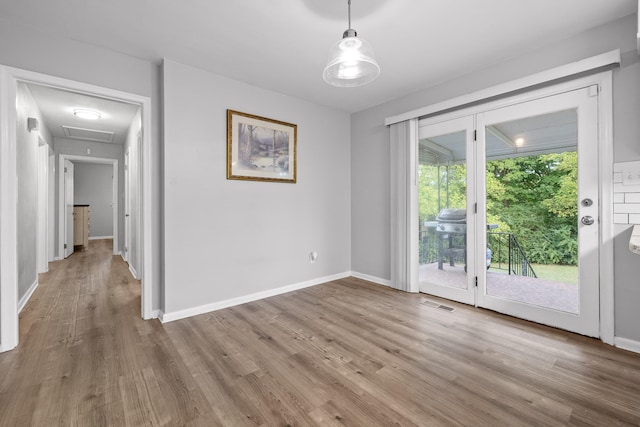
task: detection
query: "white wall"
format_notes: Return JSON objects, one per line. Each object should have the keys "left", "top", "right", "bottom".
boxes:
{"left": 162, "top": 59, "right": 351, "bottom": 316}
{"left": 351, "top": 14, "right": 640, "bottom": 342}
{"left": 16, "top": 83, "right": 53, "bottom": 301}
{"left": 74, "top": 162, "right": 114, "bottom": 238}
{"left": 0, "top": 19, "right": 162, "bottom": 312}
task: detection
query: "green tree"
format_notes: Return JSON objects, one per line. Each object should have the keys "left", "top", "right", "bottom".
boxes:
{"left": 418, "top": 151, "right": 578, "bottom": 266}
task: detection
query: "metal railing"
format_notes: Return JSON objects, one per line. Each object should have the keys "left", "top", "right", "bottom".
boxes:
{"left": 419, "top": 229, "right": 537, "bottom": 278}
{"left": 487, "top": 232, "right": 537, "bottom": 277}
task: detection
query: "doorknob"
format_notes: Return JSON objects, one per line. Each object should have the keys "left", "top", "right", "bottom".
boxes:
{"left": 581, "top": 216, "right": 595, "bottom": 225}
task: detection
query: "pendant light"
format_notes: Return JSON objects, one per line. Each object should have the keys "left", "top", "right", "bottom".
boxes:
{"left": 323, "top": 0, "right": 380, "bottom": 87}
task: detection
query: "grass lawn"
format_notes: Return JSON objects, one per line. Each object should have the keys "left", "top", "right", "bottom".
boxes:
{"left": 530, "top": 263, "right": 578, "bottom": 285}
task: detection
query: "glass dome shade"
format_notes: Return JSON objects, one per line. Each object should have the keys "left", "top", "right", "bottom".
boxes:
{"left": 323, "top": 35, "right": 380, "bottom": 87}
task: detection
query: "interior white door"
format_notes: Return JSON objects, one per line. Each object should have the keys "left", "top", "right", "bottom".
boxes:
{"left": 64, "top": 159, "right": 74, "bottom": 258}
{"left": 476, "top": 87, "right": 600, "bottom": 337}
{"left": 417, "top": 115, "right": 477, "bottom": 305}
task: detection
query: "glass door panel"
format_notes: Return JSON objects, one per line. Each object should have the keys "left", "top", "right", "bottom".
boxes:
{"left": 476, "top": 87, "right": 599, "bottom": 337}
{"left": 484, "top": 109, "right": 579, "bottom": 313}
{"left": 418, "top": 115, "right": 476, "bottom": 305}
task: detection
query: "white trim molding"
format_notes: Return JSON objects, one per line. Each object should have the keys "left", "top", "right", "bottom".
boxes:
{"left": 614, "top": 337, "right": 640, "bottom": 354}
{"left": 89, "top": 236, "right": 114, "bottom": 241}
{"left": 598, "top": 72, "right": 615, "bottom": 345}
{"left": 160, "top": 272, "right": 351, "bottom": 323}
{"left": 128, "top": 265, "right": 139, "bottom": 281}
{"left": 385, "top": 50, "right": 620, "bottom": 126}
{"left": 0, "top": 66, "right": 20, "bottom": 351}
{"left": 350, "top": 271, "right": 392, "bottom": 288}
{"left": 18, "top": 280, "right": 38, "bottom": 313}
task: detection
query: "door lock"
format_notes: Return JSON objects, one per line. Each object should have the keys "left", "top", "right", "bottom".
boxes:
{"left": 581, "top": 216, "right": 595, "bottom": 225}
{"left": 581, "top": 198, "right": 593, "bottom": 207}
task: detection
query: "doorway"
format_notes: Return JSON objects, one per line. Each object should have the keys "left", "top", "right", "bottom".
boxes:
{"left": 59, "top": 155, "right": 119, "bottom": 259}
{"left": 418, "top": 85, "right": 601, "bottom": 337}
{"left": 0, "top": 65, "right": 154, "bottom": 352}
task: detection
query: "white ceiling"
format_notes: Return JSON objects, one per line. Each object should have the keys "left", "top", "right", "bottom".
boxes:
{"left": 26, "top": 83, "right": 140, "bottom": 145}
{"left": 2, "top": 1, "right": 636, "bottom": 113}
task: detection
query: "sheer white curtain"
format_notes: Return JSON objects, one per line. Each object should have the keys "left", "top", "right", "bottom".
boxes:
{"left": 389, "top": 119, "right": 419, "bottom": 293}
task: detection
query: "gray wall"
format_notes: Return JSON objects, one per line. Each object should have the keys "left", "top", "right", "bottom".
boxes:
{"left": 0, "top": 19, "right": 162, "bottom": 312}
{"left": 351, "top": 14, "right": 640, "bottom": 342}
{"left": 16, "top": 83, "right": 53, "bottom": 301}
{"left": 74, "top": 162, "right": 114, "bottom": 238}
{"left": 162, "top": 59, "right": 351, "bottom": 315}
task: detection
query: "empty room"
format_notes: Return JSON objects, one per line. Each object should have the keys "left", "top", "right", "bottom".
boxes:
{"left": 0, "top": 1, "right": 639, "bottom": 425}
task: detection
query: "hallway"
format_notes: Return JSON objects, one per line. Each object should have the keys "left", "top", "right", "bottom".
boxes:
{"left": 0, "top": 240, "right": 197, "bottom": 425}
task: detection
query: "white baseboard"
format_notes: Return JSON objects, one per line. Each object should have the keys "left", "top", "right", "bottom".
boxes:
{"left": 18, "top": 279, "right": 39, "bottom": 313}
{"left": 350, "top": 271, "right": 392, "bottom": 288}
{"left": 0, "top": 342, "right": 17, "bottom": 353}
{"left": 149, "top": 309, "right": 161, "bottom": 319}
{"left": 160, "top": 271, "right": 351, "bottom": 323}
{"left": 128, "top": 264, "right": 139, "bottom": 280}
{"left": 89, "top": 236, "right": 113, "bottom": 240}
{"left": 614, "top": 336, "right": 640, "bottom": 354}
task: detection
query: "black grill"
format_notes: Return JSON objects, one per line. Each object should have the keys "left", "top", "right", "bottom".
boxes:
{"left": 435, "top": 208, "right": 467, "bottom": 270}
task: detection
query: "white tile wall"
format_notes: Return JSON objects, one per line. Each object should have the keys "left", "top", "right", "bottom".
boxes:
{"left": 613, "top": 160, "right": 640, "bottom": 224}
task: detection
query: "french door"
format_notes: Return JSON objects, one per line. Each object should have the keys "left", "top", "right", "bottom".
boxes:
{"left": 418, "top": 86, "right": 600, "bottom": 337}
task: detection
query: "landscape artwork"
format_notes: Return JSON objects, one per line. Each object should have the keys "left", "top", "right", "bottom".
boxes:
{"left": 227, "top": 110, "right": 297, "bottom": 183}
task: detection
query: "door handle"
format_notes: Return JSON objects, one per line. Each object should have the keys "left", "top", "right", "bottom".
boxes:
{"left": 581, "top": 216, "right": 595, "bottom": 225}
{"left": 125, "top": 214, "right": 130, "bottom": 217}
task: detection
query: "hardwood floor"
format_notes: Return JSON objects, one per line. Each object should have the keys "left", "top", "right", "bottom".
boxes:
{"left": 1, "top": 239, "right": 639, "bottom": 426}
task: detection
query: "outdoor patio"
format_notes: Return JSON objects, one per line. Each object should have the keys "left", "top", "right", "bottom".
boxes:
{"left": 419, "top": 262, "right": 578, "bottom": 314}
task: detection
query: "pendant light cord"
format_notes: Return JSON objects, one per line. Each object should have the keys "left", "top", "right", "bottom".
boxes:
{"left": 347, "top": 0, "right": 352, "bottom": 29}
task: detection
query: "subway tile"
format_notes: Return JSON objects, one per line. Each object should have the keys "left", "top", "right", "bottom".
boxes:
{"left": 614, "top": 213, "right": 629, "bottom": 224}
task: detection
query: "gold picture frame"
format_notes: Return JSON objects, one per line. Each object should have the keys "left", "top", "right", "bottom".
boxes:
{"left": 227, "top": 109, "right": 297, "bottom": 183}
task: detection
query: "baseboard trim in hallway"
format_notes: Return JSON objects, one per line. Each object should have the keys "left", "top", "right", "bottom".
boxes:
{"left": 18, "top": 279, "right": 38, "bottom": 313}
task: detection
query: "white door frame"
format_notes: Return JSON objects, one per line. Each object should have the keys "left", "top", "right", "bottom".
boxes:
{"left": 414, "top": 71, "right": 614, "bottom": 344}
{"left": 124, "top": 148, "right": 130, "bottom": 262}
{"left": 59, "top": 155, "right": 118, "bottom": 257}
{"left": 63, "top": 159, "right": 75, "bottom": 258}
{"left": 37, "top": 139, "right": 49, "bottom": 273}
{"left": 0, "top": 65, "right": 155, "bottom": 352}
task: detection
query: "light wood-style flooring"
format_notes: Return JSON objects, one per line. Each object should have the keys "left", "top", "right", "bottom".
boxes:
{"left": 1, "top": 239, "right": 639, "bottom": 426}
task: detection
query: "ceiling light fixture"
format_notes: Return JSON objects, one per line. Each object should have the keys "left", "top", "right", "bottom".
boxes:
{"left": 73, "top": 108, "right": 102, "bottom": 120}
{"left": 515, "top": 137, "right": 525, "bottom": 146}
{"left": 323, "top": 0, "right": 380, "bottom": 87}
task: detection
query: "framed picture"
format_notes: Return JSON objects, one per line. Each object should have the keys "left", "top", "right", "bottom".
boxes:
{"left": 227, "top": 109, "right": 297, "bottom": 183}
